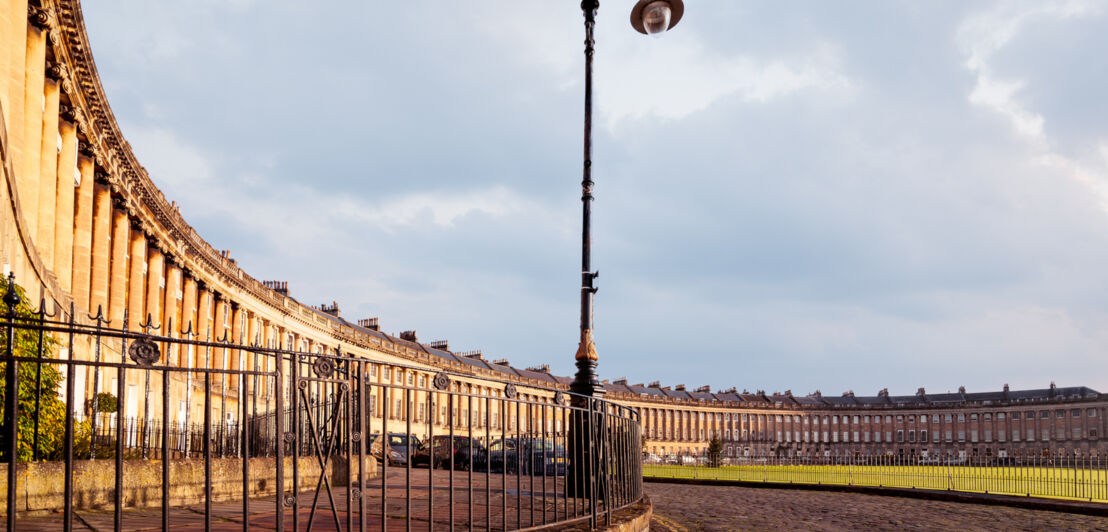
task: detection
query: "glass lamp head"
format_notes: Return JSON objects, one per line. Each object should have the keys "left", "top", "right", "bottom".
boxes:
{"left": 630, "top": 0, "right": 684, "bottom": 35}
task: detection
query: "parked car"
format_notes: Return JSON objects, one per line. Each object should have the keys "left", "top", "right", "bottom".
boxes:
{"left": 369, "top": 433, "right": 421, "bottom": 466}
{"left": 411, "top": 435, "right": 487, "bottom": 470}
{"left": 485, "top": 438, "right": 568, "bottom": 476}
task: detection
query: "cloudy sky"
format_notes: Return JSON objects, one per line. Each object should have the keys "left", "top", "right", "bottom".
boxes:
{"left": 81, "top": 1, "right": 1108, "bottom": 396}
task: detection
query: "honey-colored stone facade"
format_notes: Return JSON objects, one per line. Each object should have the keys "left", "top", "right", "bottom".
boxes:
{"left": 0, "top": 0, "right": 1102, "bottom": 465}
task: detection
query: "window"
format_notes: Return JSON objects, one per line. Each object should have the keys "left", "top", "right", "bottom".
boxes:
{"left": 970, "top": 430, "right": 977, "bottom": 442}
{"left": 886, "top": 431, "right": 892, "bottom": 442}
{"left": 1041, "top": 429, "right": 1049, "bottom": 441}
{"left": 1089, "top": 409, "right": 1097, "bottom": 418}
{"left": 853, "top": 416, "right": 860, "bottom": 423}
{"left": 984, "top": 413, "right": 991, "bottom": 421}
{"left": 1072, "top": 409, "right": 1081, "bottom": 417}
{"left": 945, "top": 430, "right": 952, "bottom": 442}
{"left": 1011, "top": 412, "right": 1019, "bottom": 420}
{"left": 833, "top": 415, "right": 839, "bottom": 424}
{"left": 944, "top": 414, "right": 952, "bottom": 423}
{"left": 998, "top": 413, "right": 1005, "bottom": 421}
{"left": 1090, "top": 429, "right": 1098, "bottom": 439}
{"left": 984, "top": 430, "right": 991, "bottom": 442}
{"left": 957, "top": 414, "right": 965, "bottom": 422}
{"left": 920, "top": 430, "right": 928, "bottom": 443}
{"left": 885, "top": 416, "right": 892, "bottom": 423}
{"left": 1041, "top": 411, "right": 1049, "bottom": 419}
{"left": 864, "top": 416, "right": 871, "bottom": 423}
{"left": 1056, "top": 410, "right": 1064, "bottom": 419}
{"left": 1074, "top": 428, "right": 1082, "bottom": 439}
{"left": 970, "top": 413, "right": 978, "bottom": 421}
{"left": 932, "top": 414, "right": 939, "bottom": 423}
{"left": 1026, "top": 429, "right": 1034, "bottom": 441}
{"left": 1012, "top": 429, "right": 1019, "bottom": 441}
{"left": 896, "top": 416, "right": 904, "bottom": 423}
{"left": 958, "top": 430, "right": 965, "bottom": 442}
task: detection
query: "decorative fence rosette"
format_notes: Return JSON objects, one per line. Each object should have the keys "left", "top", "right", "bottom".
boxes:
{"left": 128, "top": 337, "right": 160, "bottom": 366}
{"left": 433, "top": 371, "right": 450, "bottom": 391}
{"left": 504, "top": 384, "right": 518, "bottom": 399}
{"left": 312, "top": 357, "right": 335, "bottom": 378}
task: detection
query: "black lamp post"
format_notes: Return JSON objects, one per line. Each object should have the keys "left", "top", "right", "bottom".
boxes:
{"left": 568, "top": 0, "right": 683, "bottom": 506}
{"left": 570, "top": 0, "right": 683, "bottom": 400}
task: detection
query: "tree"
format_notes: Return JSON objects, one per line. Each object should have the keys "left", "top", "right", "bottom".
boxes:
{"left": 707, "top": 437, "right": 723, "bottom": 467}
{"left": 0, "top": 277, "right": 66, "bottom": 461}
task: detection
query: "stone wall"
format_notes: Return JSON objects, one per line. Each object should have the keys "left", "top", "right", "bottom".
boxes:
{"left": 0, "top": 455, "right": 377, "bottom": 514}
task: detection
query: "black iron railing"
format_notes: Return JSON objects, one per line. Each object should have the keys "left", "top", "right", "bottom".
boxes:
{"left": 0, "top": 274, "right": 642, "bottom": 530}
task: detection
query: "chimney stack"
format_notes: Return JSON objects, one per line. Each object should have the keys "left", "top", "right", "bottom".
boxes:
{"left": 399, "top": 330, "right": 417, "bottom": 342}
{"left": 525, "top": 364, "right": 551, "bottom": 373}
{"left": 357, "top": 317, "right": 380, "bottom": 331}
{"left": 695, "top": 385, "right": 711, "bottom": 393}
{"left": 263, "top": 280, "right": 289, "bottom": 296}
{"left": 428, "top": 340, "right": 449, "bottom": 351}
{"left": 319, "top": 301, "right": 340, "bottom": 317}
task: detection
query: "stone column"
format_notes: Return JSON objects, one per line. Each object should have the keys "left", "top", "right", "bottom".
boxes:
{"left": 161, "top": 258, "right": 181, "bottom": 364}
{"left": 144, "top": 244, "right": 164, "bottom": 331}
{"left": 35, "top": 77, "right": 58, "bottom": 266}
{"left": 107, "top": 205, "right": 129, "bottom": 325}
{"left": 126, "top": 225, "right": 146, "bottom": 330}
{"left": 71, "top": 151, "right": 94, "bottom": 306}
{"left": 180, "top": 275, "right": 198, "bottom": 363}
{"left": 54, "top": 113, "right": 77, "bottom": 291}
{"left": 88, "top": 179, "right": 111, "bottom": 314}
{"left": 19, "top": 21, "right": 44, "bottom": 238}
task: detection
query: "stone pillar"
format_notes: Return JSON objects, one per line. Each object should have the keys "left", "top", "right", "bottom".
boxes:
{"left": 180, "top": 275, "right": 198, "bottom": 364}
{"left": 35, "top": 77, "right": 58, "bottom": 266}
{"left": 107, "top": 206, "right": 129, "bottom": 325}
{"left": 126, "top": 225, "right": 146, "bottom": 330}
{"left": 20, "top": 21, "right": 44, "bottom": 238}
{"left": 54, "top": 114, "right": 77, "bottom": 291}
{"left": 144, "top": 244, "right": 164, "bottom": 332}
{"left": 196, "top": 283, "right": 212, "bottom": 345}
{"left": 213, "top": 295, "right": 229, "bottom": 368}
{"left": 162, "top": 258, "right": 181, "bottom": 364}
{"left": 88, "top": 180, "right": 111, "bottom": 315}
{"left": 71, "top": 152, "right": 94, "bottom": 306}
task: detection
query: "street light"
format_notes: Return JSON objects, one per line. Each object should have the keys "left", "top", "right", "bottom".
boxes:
{"left": 568, "top": 0, "right": 683, "bottom": 506}
{"left": 570, "top": 0, "right": 683, "bottom": 401}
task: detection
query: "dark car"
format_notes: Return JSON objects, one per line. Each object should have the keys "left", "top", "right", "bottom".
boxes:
{"left": 486, "top": 438, "right": 568, "bottom": 476}
{"left": 411, "top": 435, "right": 487, "bottom": 470}
{"left": 369, "top": 433, "right": 421, "bottom": 466}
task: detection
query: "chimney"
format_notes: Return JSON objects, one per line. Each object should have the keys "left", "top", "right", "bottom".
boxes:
{"left": 601, "top": 379, "right": 610, "bottom": 385}
{"left": 648, "top": 381, "right": 661, "bottom": 388}
{"left": 843, "top": 390, "right": 855, "bottom": 397}
{"left": 1003, "top": 383, "right": 1010, "bottom": 399}
{"left": 811, "top": 390, "right": 822, "bottom": 398}
{"left": 633, "top": 383, "right": 645, "bottom": 388}
{"left": 428, "top": 340, "right": 449, "bottom": 351}
{"left": 458, "top": 350, "right": 483, "bottom": 360}
{"left": 916, "top": 387, "right": 926, "bottom": 397}
{"left": 695, "top": 385, "right": 710, "bottom": 393}
{"left": 614, "top": 378, "right": 628, "bottom": 385}
{"left": 526, "top": 364, "right": 551, "bottom": 373}
{"left": 399, "top": 330, "right": 417, "bottom": 342}
{"left": 319, "top": 301, "right": 340, "bottom": 317}
{"left": 877, "top": 388, "right": 889, "bottom": 398}
{"left": 492, "top": 358, "right": 510, "bottom": 366}
{"left": 263, "top": 280, "right": 289, "bottom": 296}
{"left": 958, "top": 386, "right": 966, "bottom": 395}
{"left": 1049, "top": 381, "right": 1057, "bottom": 397}
{"left": 357, "top": 317, "right": 379, "bottom": 331}
{"left": 674, "top": 384, "right": 686, "bottom": 392}
{"left": 719, "top": 387, "right": 737, "bottom": 394}
{"left": 784, "top": 389, "right": 793, "bottom": 397}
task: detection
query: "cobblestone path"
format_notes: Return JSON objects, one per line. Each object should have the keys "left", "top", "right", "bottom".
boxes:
{"left": 645, "top": 482, "right": 1108, "bottom": 531}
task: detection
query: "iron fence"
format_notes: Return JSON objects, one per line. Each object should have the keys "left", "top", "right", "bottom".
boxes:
{"left": 643, "top": 452, "right": 1108, "bottom": 503}
{"left": 0, "top": 274, "right": 642, "bottom": 530}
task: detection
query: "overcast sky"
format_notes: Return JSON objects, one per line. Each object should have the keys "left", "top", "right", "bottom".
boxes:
{"left": 81, "top": 1, "right": 1108, "bottom": 396}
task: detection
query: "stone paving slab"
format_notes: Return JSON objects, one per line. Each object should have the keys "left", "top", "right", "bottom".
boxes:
{"left": 11, "top": 467, "right": 603, "bottom": 531}
{"left": 645, "top": 482, "right": 1108, "bottom": 531}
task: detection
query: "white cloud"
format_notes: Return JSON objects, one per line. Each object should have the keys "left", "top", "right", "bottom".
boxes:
{"left": 958, "top": 1, "right": 1108, "bottom": 211}
{"left": 600, "top": 37, "right": 851, "bottom": 129}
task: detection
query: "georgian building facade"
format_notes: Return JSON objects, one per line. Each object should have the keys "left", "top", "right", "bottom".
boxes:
{"left": 0, "top": 0, "right": 1102, "bottom": 461}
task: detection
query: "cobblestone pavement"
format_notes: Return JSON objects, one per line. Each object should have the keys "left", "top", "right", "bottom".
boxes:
{"left": 13, "top": 467, "right": 600, "bottom": 531}
{"left": 645, "top": 482, "right": 1108, "bottom": 531}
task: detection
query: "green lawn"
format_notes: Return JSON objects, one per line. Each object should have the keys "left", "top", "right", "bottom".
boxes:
{"left": 643, "top": 463, "right": 1108, "bottom": 503}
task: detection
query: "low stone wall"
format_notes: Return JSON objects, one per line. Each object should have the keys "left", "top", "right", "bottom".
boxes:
{"left": 0, "top": 455, "right": 377, "bottom": 513}
{"left": 532, "top": 496, "right": 652, "bottom": 532}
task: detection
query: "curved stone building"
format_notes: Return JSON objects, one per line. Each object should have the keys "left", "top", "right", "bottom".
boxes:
{"left": 0, "top": 0, "right": 1103, "bottom": 462}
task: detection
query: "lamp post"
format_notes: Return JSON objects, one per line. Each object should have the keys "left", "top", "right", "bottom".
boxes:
{"left": 570, "top": 0, "right": 683, "bottom": 401}
{"left": 568, "top": 0, "right": 683, "bottom": 505}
